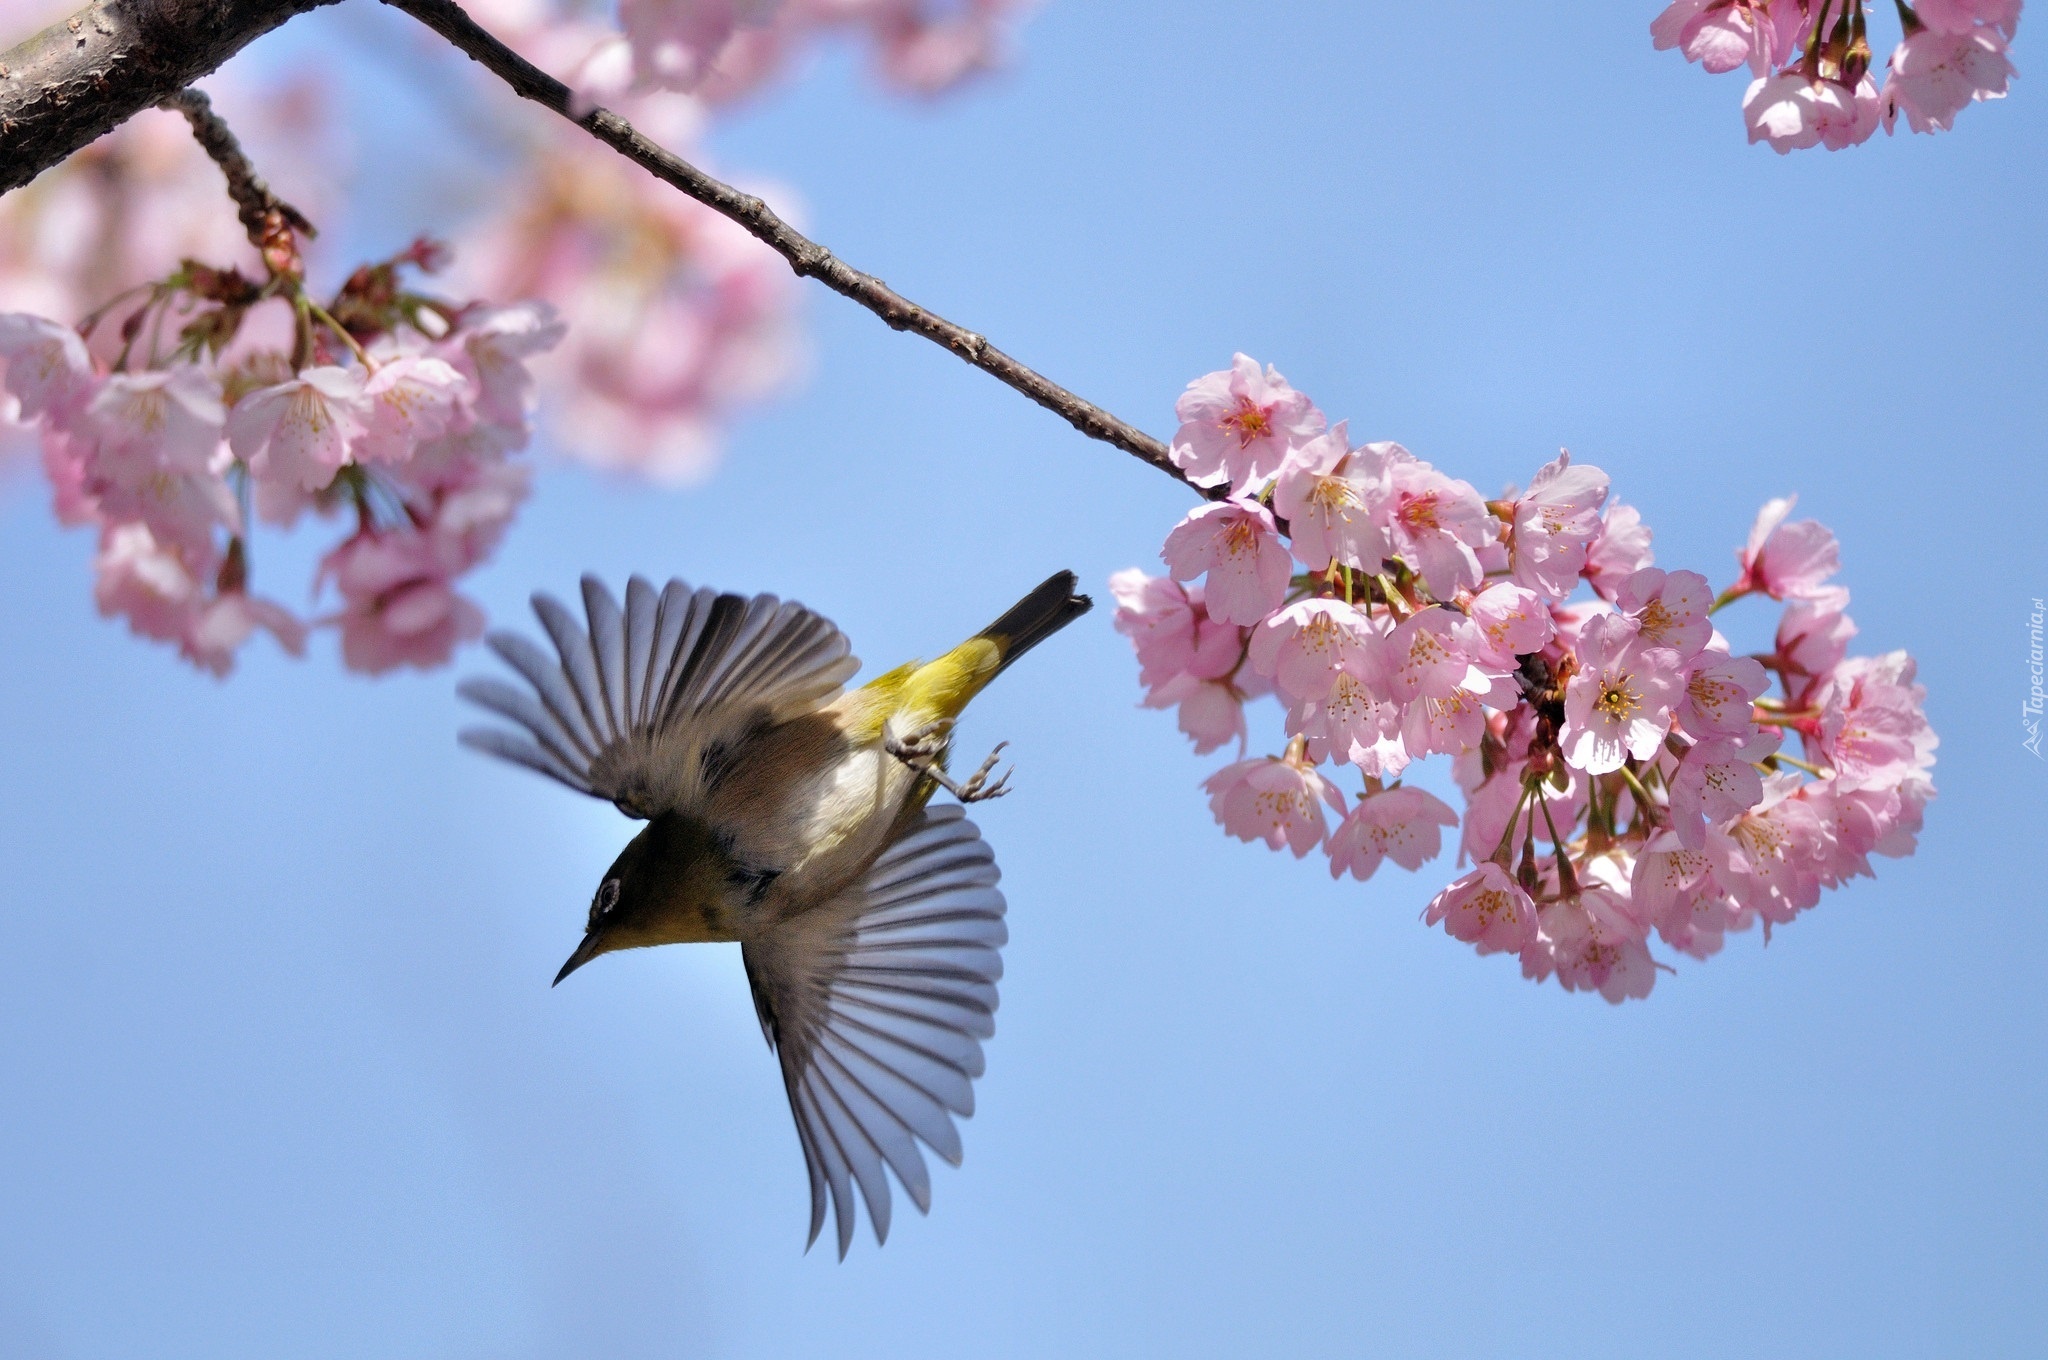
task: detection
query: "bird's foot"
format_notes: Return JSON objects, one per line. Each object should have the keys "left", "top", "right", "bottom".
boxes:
{"left": 952, "top": 742, "right": 1012, "bottom": 802}
{"left": 885, "top": 724, "right": 1013, "bottom": 803}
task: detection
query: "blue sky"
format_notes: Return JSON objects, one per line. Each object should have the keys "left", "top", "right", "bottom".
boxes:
{"left": 1, "top": 2, "right": 2044, "bottom": 1356}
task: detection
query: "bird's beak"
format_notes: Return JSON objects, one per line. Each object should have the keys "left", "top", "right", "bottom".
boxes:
{"left": 553, "top": 934, "right": 604, "bottom": 987}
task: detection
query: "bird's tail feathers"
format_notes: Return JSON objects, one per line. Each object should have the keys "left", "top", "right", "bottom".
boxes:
{"left": 975, "top": 570, "right": 1093, "bottom": 679}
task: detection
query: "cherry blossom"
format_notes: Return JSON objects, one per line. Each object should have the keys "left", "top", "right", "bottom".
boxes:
{"left": 1560, "top": 614, "right": 1685, "bottom": 775}
{"left": 1616, "top": 567, "right": 1715, "bottom": 661}
{"left": 619, "top": 0, "right": 784, "bottom": 92}
{"left": 1660, "top": 0, "right": 2022, "bottom": 149}
{"left": 1506, "top": 451, "right": 1609, "bottom": 601}
{"left": 321, "top": 527, "right": 486, "bottom": 675}
{"left": 1425, "top": 863, "right": 1537, "bottom": 955}
{"left": 1327, "top": 787, "right": 1457, "bottom": 881}
{"left": 1161, "top": 498, "right": 1292, "bottom": 627}
{"left": 1461, "top": 583, "right": 1554, "bottom": 670}
{"left": 1776, "top": 595, "right": 1857, "bottom": 681}
{"left": 1526, "top": 889, "right": 1656, "bottom": 1004}
{"left": 1168, "top": 353, "right": 1326, "bottom": 494}
{"left": 85, "top": 365, "right": 226, "bottom": 482}
{"left": 1745, "top": 70, "right": 1880, "bottom": 153}
{"left": 356, "top": 355, "right": 470, "bottom": 466}
{"left": 0, "top": 312, "right": 94, "bottom": 421}
{"left": 1884, "top": 24, "right": 2017, "bottom": 133}
{"left": 1248, "top": 599, "right": 1379, "bottom": 705}
{"left": 1273, "top": 421, "right": 1386, "bottom": 572}
{"left": 1915, "top": 0, "right": 2023, "bottom": 35}
{"left": 1676, "top": 648, "right": 1772, "bottom": 736}
{"left": 226, "top": 366, "right": 369, "bottom": 492}
{"left": 1583, "top": 499, "right": 1655, "bottom": 601}
{"left": 1370, "top": 449, "right": 1493, "bottom": 597}
{"left": 1204, "top": 746, "right": 1346, "bottom": 856}
{"left": 1671, "top": 726, "right": 1781, "bottom": 850}
{"left": 1734, "top": 494, "right": 1841, "bottom": 600}
{"left": 1809, "top": 651, "right": 1938, "bottom": 792}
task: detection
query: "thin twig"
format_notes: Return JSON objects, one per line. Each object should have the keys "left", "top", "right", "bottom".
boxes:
{"left": 158, "top": 86, "right": 316, "bottom": 247}
{"left": 380, "top": 0, "right": 1206, "bottom": 496}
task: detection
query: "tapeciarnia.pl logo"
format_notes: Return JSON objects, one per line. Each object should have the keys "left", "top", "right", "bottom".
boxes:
{"left": 2027, "top": 597, "right": 2045, "bottom": 758}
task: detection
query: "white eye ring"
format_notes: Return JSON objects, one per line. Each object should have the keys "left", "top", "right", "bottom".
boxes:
{"left": 594, "top": 879, "right": 621, "bottom": 918}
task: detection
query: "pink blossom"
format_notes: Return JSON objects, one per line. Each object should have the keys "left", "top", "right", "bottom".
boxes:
{"left": 1776, "top": 594, "right": 1857, "bottom": 681}
{"left": 1526, "top": 890, "right": 1656, "bottom": 1003}
{"left": 1248, "top": 598, "right": 1378, "bottom": 703}
{"left": 1400, "top": 687, "right": 1493, "bottom": 759}
{"left": 1706, "top": 773, "right": 1825, "bottom": 925}
{"left": 1369, "top": 448, "right": 1494, "bottom": 597}
{"left": 85, "top": 364, "right": 225, "bottom": 480}
{"left": 1161, "top": 498, "right": 1292, "bottom": 627}
{"left": 1203, "top": 749, "right": 1346, "bottom": 856}
{"left": 1914, "top": 0, "right": 2023, "bottom": 37}
{"left": 1583, "top": 499, "right": 1654, "bottom": 601}
{"left": 0, "top": 312, "right": 94, "bottom": 421}
{"left": 1462, "top": 582, "right": 1554, "bottom": 670}
{"left": 1113, "top": 569, "right": 1203, "bottom": 687}
{"left": 41, "top": 429, "right": 98, "bottom": 525}
{"left": 1145, "top": 674, "right": 1249, "bottom": 755}
{"left": 226, "top": 366, "right": 369, "bottom": 492}
{"left": 1506, "top": 451, "right": 1608, "bottom": 600}
{"left": 1883, "top": 26, "right": 2017, "bottom": 134}
{"left": 446, "top": 302, "right": 568, "bottom": 436}
{"left": 1615, "top": 567, "right": 1713, "bottom": 661}
{"left": 94, "top": 520, "right": 205, "bottom": 644}
{"left": 1810, "top": 650, "right": 1938, "bottom": 793}
{"left": 1327, "top": 786, "right": 1456, "bottom": 881}
{"left": 1744, "top": 72, "right": 1881, "bottom": 153}
{"left": 90, "top": 457, "right": 240, "bottom": 558}
{"left": 1676, "top": 647, "right": 1771, "bottom": 737}
{"left": 1734, "top": 495, "right": 1840, "bottom": 600}
{"left": 619, "top": 0, "right": 782, "bottom": 91}
{"left": 321, "top": 528, "right": 485, "bottom": 674}
{"left": 1424, "top": 863, "right": 1536, "bottom": 955}
{"left": 1289, "top": 661, "right": 1407, "bottom": 774}
{"left": 1384, "top": 607, "right": 1488, "bottom": 706}
{"left": 184, "top": 591, "right": 308, "bottom": 677}
{"left": 1168, "top": 353, "right": 1325, "bottom": 494}
{"left": 1273, "top": 421, "right": 1386, "bottom": 571}
{"left": 426, "top": 457, "right": 530, "bottom": 569}
{"left": 1652, "top": 0, "right": 1805, "bottom": 75}
{"left": 1632, "top": 834, "right": 1737, "bottom": 960}
{"left": 452, "top": 129, "right": 796, "bottom": 484}
{"left": 356, "top": 354, "right": 470, "bottom": 466}
{"left": 1671, "top": 725, "right": 1781, "bottom": 851}
{"left": 1560, "top": 613, "right": 1685, "bottom": 775}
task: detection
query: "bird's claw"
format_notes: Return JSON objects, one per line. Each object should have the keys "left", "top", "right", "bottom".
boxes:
{"left": 955, "top": 741, "right": 1012, "bottom": 802}
{"left": 885, "top": 724, "right": 1014, "bottom": 804}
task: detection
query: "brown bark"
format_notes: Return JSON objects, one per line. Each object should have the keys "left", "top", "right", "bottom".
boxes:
{"left": 0, "top": 0, "right": 335, "bottom": 195}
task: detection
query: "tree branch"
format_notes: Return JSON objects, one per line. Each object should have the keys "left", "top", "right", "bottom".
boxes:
{"left": 0, "top": 0, "right": 336, "bottom": 194}
{"left": 380, "top": 0, "right": 1205, "bottom": 496}
{"left": 0, "top": 0, "right": 1202, "bottom": 493}
{"left": 160, "top": 85, "right": 315, "bottom": 243}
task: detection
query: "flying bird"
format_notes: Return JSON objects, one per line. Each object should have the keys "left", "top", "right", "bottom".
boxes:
{"left": 457, "top": 570, "right": 1091, "bottom": 1256}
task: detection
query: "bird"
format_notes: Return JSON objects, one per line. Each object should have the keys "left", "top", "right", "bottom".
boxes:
{"left": 456, "top": 569, "right": 1092, "bottom": 1257}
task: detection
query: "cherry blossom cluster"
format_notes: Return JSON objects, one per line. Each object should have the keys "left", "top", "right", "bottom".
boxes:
{"left": 1653, "top": 0, "right": 2021, "bottom": 151}
{"left": 0, "top": 234, "right": 562, "bottom": 676}
{"left": 1113, "top": 355, "right": 1936, "bottom": 1002}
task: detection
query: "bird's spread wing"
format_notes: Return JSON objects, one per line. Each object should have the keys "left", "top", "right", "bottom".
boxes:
{"left": 458, "top": 575, "right": 859, "bottom": 818}
{"left": 741, "top": 803, "right": 1006, "bottom": 1258}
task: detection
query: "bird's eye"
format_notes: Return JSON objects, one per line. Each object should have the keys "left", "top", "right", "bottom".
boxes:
{"left": 590, "top": 878, "right": 621, "bottom": 926}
